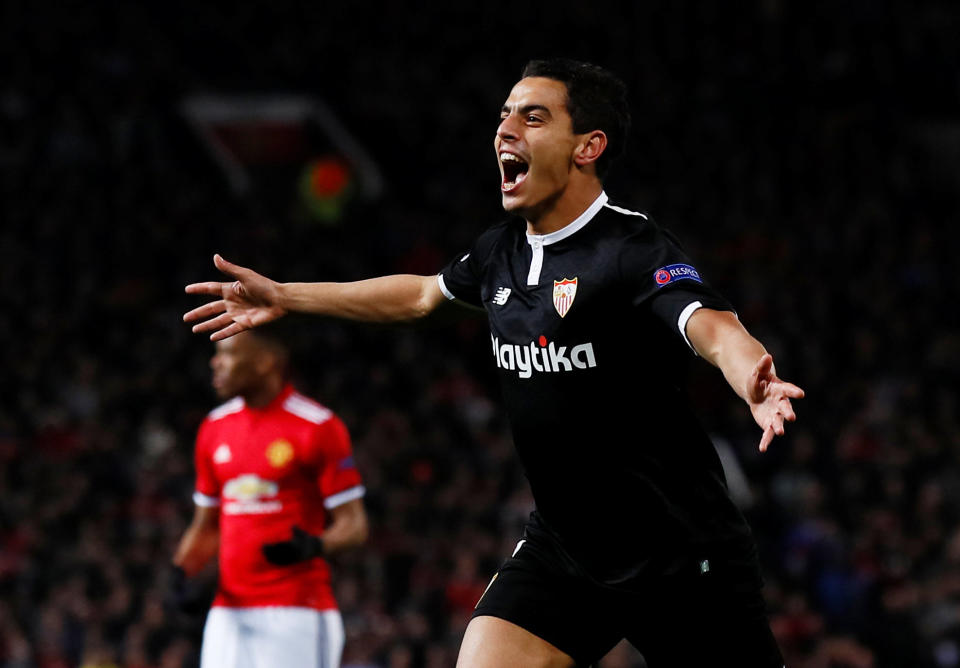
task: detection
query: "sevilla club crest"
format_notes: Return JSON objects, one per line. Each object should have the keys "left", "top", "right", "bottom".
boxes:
{"left": 553, "top": 278, "right": 578, "bottom": 318}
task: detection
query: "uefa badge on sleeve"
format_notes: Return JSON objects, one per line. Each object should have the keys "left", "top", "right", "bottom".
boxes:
{"left": 553, "top": 278, "right": 578, "bottom": 318}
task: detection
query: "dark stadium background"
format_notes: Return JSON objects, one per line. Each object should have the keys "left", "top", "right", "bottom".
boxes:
{"left": 3, "top": 2, "right": 958, "bottom": 666}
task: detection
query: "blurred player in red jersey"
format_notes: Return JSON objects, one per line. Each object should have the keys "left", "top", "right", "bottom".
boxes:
{"left": 172, "top": 328, "right": 368, "bottom": 668}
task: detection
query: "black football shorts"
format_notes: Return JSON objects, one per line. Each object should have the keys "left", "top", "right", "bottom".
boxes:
{"left": 473, "top": 530, "right": 784, "bottom": 667}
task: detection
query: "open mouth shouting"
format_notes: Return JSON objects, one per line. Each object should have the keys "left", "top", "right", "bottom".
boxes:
{"left": 500, "top": 151, "right": 529, "bottom": 193}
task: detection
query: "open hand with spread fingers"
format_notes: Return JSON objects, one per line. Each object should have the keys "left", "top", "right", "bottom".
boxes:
{"left": 746, "top": 353, "right": 805, "bottom": 452}
{"left": 184, "top": 255, "right": 287, "bottom": 341}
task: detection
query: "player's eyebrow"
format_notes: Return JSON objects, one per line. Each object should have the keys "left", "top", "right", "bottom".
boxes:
{"left": 500, "top": 104, "right": 553, "bottom": 118}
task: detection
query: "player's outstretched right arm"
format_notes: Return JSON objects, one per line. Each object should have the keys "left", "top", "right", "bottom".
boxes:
{"left": 184, "top": 254, "right": 447, "bottom": 341}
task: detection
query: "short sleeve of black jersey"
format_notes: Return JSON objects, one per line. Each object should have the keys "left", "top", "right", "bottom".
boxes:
{"left": 438, "top": 222, "right": 509, "bottom": 308}
{"left": 619, "top": 220, "right": 735, "bottom": 349}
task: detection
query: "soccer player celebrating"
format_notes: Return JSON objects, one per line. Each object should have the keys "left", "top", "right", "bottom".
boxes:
{"left": 184, "top": 59, "right": 803, "bottom": 667}
{"left": 172, "top": 329, "right": 368, "bottom": 668}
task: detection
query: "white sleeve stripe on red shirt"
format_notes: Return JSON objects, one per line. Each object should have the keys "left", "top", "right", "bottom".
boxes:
{"left": 283, "top": 394, "right": 333, "bottom": 425}
{"left": 193, "top": 491, "right": 221, "bottom": 507}
{"left": 208, "top": 396, "right": 245, "bottom": 421}
{"left": 323, "top": 485, "right": 365, "bottom": 509}
{"left": 289, "top": 391, "right": 325, "bottom": 410}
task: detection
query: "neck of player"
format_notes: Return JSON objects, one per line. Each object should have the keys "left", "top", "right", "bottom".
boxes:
{"left": 523, "top": 176, "right": 604, "bottom": 236}
{"left": 243, "top": 375, "right": 285, "bottom": 409}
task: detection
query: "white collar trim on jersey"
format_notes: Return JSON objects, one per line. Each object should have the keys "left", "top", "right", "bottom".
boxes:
{"left": 526, "top": 191, "right": 608, "bottom": 247}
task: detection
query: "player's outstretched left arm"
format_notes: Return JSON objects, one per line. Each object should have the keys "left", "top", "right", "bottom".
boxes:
{"left": 686, "top": 309, "right": 805, "bottom": 452}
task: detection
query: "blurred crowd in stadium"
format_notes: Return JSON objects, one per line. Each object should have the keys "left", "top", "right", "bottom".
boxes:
{"left": 2, "top": 2, "right": 959, "bottom": 666}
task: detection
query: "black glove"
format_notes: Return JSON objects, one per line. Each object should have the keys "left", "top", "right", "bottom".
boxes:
{"left": 262, "top": 526, "right": 325, "bottom": 565}
{"left": 165, "top": 565, "right": 213, "bottom": 616}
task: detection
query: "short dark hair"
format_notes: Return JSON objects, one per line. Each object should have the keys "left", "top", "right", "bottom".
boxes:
{"left": 521, "top": 59, "right": 631, "bottom": 178}
{"left": 247, "top": 323, "right": 291, "bottom": 373}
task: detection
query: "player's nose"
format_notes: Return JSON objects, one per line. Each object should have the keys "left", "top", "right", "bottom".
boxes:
{"left": 496, "top": 113, "right": 520, "bottom": 142}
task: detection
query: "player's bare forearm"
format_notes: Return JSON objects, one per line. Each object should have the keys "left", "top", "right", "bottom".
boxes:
{"left": 280, "top": 274, "right": 446, "bottom": 323}
{"left": 185, "top": 255, "right": 447, "bottom": 341}
{"left": 173, "top": 506, "right": 220, "bottom": 576}
{"left": 321, "top": 498, "right": 369, "bottom": 553}
{"left": 686, "top": 308, "right": 804, "bottom": 451}
{"left": 686, "top": 309, "right": 766, "bottom": 401}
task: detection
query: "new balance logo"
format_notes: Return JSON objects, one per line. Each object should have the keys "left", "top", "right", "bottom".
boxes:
{"left": 493, "top": 287, "right": 512, "bottom": 306}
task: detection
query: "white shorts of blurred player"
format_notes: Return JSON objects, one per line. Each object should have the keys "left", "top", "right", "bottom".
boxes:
{"left": 200, "top": 607, "right": 344, "bottom": 668}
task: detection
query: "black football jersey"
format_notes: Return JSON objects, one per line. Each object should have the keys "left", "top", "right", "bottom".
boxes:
{"left": 439, "top": 192, "right": 756, "bottom": 585}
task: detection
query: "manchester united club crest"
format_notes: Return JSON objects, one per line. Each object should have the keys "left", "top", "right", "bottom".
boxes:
{"left": 265, "top": 439, "right": 294, "bottom": 468}
{"left": 553, "top": 278, "right": 578, "bottom": 318}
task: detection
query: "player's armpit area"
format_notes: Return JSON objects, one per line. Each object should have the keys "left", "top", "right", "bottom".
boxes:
{"left": 418, "top": 288, "right": 487, "bottom": 326}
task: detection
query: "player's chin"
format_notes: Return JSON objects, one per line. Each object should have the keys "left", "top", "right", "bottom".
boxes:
{"left": 500, "top": 185, "right": 530, "bottom": 213}
{"left": 500, "top": 193, "right": 521, "bottom": 212}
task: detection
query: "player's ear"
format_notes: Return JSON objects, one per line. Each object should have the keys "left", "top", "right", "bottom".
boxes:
{"left": 574, "top": 130, "right": 607, "bottom": 168}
